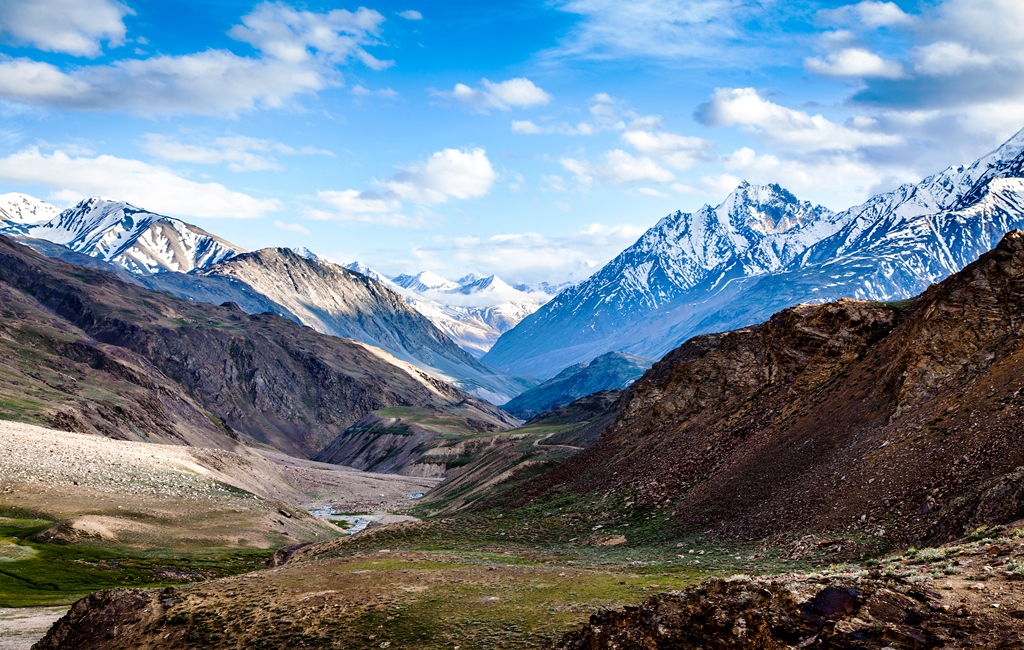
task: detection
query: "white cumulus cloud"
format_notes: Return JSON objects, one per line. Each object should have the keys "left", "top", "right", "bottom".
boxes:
{"left": 0, "top": 147, "right": 282, "bottom": 218}
{"left": 379, "top": 148, "right": 496, "bottom": 204}
{"left": 912, "top": 41, "right": 993, "bottom": 76}
{"left": 818, "top": 1, "right": 913, "bottom": 29}
{"left": 398, "top": 10, "right": 423, "bottom": 20}
{"left": 0, "top": 0, "right": 132, "bottom": 57}
{"left": 805, "top": 48, "right": 904, "bottom": 79}
{"left": 437, "top": 78, "right": 551, "bottom": 112}
{"left": 310, "top": 148, "right": 496, "bottom": 227}
{"left": 620, "top": 129, "right": 712, "bottom": 170}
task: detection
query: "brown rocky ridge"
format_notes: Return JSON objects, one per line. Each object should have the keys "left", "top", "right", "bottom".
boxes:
{"left": 513, "top": 229, "right": 1024, "bottom": 546}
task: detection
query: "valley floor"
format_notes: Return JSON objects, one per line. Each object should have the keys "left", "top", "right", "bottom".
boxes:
{"left": 0, "top": 419, "right": 440, "bottom": 647}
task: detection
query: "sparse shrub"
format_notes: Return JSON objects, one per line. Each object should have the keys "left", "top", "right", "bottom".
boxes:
{"left": 1005, "top": 558, "right": 1024, "bottom": 578}
{"left": 967, "top": 525, "right": 1005, "bottom": 542}
{"left": 915, "top": 547, "right": 943, "bottom": 562}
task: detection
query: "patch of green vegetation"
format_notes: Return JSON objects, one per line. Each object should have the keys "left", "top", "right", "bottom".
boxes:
{"left": 0, "top": 518, "right": 272, "bottom": 607}
{"left": 0, "top": 395, "right": 49, "bottom": 422}
{"left": 340, "top": 566, "right": 701, "bottom": 649}
{"left": 372, "top": 407, "right": 481, "bottom": 437}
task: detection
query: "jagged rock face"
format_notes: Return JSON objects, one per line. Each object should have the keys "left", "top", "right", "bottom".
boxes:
{"left": 519, "top": 231, "right": 1024, "bottom": 544}
{"left": 19, "top": 197, "right": 243, "bottom": 274}
{"left": 0, "top": 236, "right": 512, "bottom": 458}
{"left": 502, "top": 351, "right": 650, "bottom": 419}
{"left": 486, "top": 129, "right": 1024, "bottom": 379}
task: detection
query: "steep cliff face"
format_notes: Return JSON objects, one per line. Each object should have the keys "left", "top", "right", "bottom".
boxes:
{"left": 0, "top": 236, "right": 512, "bottom": 458}
{"left": 519, "top": 231, "right": 1024, "bottom": 544}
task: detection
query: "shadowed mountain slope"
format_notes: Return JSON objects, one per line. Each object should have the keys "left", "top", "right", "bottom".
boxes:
{"left": 502, "top": 351, "right": 650, "bottom": 419}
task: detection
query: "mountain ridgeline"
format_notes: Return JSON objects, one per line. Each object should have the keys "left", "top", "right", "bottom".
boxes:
{"left": 485, "top": 129, "right": 1024, "bottom": 379}
{"left": 1, "top": 198, "right": 532, "bottom": 404}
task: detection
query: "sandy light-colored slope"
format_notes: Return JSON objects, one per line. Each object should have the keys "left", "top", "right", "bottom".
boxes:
{"left": 0, "top": 420, "right": 434, "bottom": 550}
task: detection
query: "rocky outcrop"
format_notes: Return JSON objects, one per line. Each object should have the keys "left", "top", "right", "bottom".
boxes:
{"left": 518, "top": 231, "right": 1024, "bottom": 544}
{"left": 556, "top": 575, "right": 1009, "bottom": 649}
{"left": 33, "top": 588, "right": 166, "bottom": 650}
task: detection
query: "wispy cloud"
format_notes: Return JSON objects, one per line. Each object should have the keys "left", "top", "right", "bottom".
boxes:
{"left": 274, "top": 220, "right": 310, "bottom": 234}
{"left": 433, "top": 78, "right": 551, "bottom": 113}
{"left": 405, "top": 222, "right": 649, "bottom": 284}
{"left": 141, "top": 134, "right": 333, "bottom": 172}
{"left": 547, "top": 0, "right": 769, "bottom": 62}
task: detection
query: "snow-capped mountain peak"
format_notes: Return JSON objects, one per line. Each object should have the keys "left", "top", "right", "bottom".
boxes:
{"left": 292, "top": 246, "right": 320, "bottom": 260}
{"left": 454, "top": 274, "right": 513, "bottom": 296}
{"left": 393, "top": 270, "right": 459, "bottom": 292}
{"left": 0, "top": 193, "right": 59, "bottom": 225}
{"left": 9, "top": 196, "right": 244, "bottom": 274}
{"left": 346, "top": 265, "right": 559, "bottom": 357}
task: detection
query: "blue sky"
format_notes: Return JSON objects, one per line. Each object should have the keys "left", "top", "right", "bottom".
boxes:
{"left": 1, "top": 0, "right": 1023, "bottom": 283}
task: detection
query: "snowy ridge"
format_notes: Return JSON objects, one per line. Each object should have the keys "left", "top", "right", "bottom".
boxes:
{"left": 16, "top": 197, "right": 243, "bottom": 274}
{"left": 346, "top": 263, "right": 557, "bottom": 357}
{"left": 486, "top": 127, "right": 1024, "bottom": 378}
{"left": 0, "top": 193, "right": 59, "bottom": 226}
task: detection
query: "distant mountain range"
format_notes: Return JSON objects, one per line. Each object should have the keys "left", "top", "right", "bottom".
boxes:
{"left": 0, "top": 198, "right": 534, "bottom": 403}
{"left": 485, "top": 128, "right": 1024, "bottom": 379}
{"left": 345, "top": 263, "right": 563, "bottom": 358}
